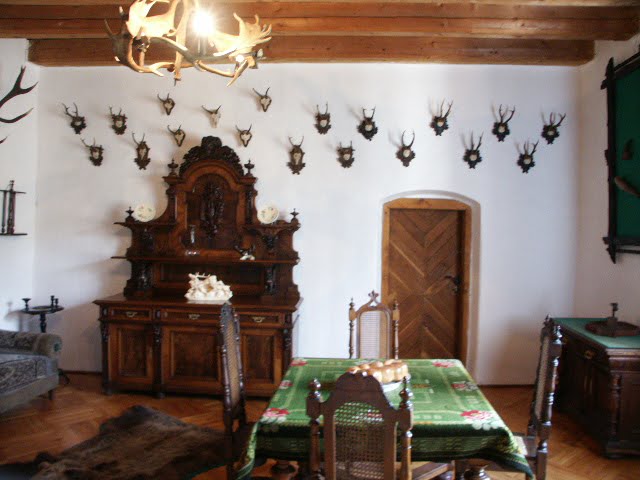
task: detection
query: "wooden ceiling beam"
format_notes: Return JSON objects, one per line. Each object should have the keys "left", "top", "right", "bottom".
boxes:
{"left": 0, "top": 3, "right": 636, "bottom": 20}
{"left": 29, "top": 36, "right": 594, "bottom": 66}
{"left": 2, "top": 14, "right": 636, "bottom": 40}
{"left": 1, "top": 0, "right": 638, "bottom": 6}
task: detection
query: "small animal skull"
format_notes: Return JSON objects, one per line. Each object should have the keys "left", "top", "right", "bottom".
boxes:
{"left": 517, "top": 140, "right": 539, "bottom": 173}
{"left": 157, "top": 93, "right": 175, "bottom": 115}
{"left": 337, "top": 142, "right": 355, "bottom": 168}
{"left": 167, "top": 124, "right": 186, "bottom": 146}
{"left": 463, "top": 133, "right": 483, "bottom": 169}
{"left": 430, "top": 100, "right": 453, "bottom": 136}
{"left": 541, "top": 112, "right": 566, "bottom": 144}
{"left": 492, "top": 105, "right": 515, "bottom": 142}
{"left": 202, "top": 105, "right": 221, "bottom": 128}
{"left": 358, "top": 107, "right": 378, "bottom": 141}
{"left": 109, "top": 107, "right": 127, "bottom": 135}
{"left": 81, "top": 138, "right": 104, "bottom": 166}
{"left": 315, "top": 103, "right": 331, "bottom": 134}
{"left": 132, "top": 133, "right": 151, "bottom": 170}
{"left": 396, "top": 131, "right": 416, "bottom": 167}
{"left": 288, "top": 137, "right": 306, "bottom": 174}
{"left": 236, "top": 125, "right": 253, "bottom": 147}
{"left": 62, "top": 103, "right": 86, "bottom": 134}
{"left": 253, "top": 87, "right": 272, "bottom": 112}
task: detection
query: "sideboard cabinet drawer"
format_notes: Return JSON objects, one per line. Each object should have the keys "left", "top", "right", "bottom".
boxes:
{"left": 238, "top": 313, "right": 282, "bottom": 325}
{"left": 161, "top": 309, "right": 219, "bottom": 322}
{"left": 109, "top": 307, "right": 151, "bottom": 320}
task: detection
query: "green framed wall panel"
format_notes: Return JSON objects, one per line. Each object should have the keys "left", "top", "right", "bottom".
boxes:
{"left": 602, "top": 51, "right": 640, "bottom": 262}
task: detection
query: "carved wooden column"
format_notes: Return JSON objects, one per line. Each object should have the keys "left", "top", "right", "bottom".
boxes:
{"left": 152, "top": 311, "right": 164, "bottom": 399}
{"left": 99, "top": 313, "right": 112, "bottom": 395}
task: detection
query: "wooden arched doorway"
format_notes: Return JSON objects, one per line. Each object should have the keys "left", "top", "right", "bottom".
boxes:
{"left": 382, "top": 198, "right": 471, "bottom": 362}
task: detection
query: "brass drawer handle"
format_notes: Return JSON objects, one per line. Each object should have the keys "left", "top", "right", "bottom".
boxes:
{"left": 125, "top": 311, "right": 138, "bottom": 318}
{"left": 252, "top": 316, "right": 266, "bottom": 323}
{"left": 584, "top": 350, "right": 595, "bottom": 360}
{"left": 188, "top": 313, "right": 200, "bottom": 320}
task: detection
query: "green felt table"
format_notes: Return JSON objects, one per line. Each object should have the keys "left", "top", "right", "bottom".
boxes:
{"left": 554, "top": 318, "right": 640, "bottom": 349}
{"left": 237, "top": 358, "right": 532, "bottom": 479}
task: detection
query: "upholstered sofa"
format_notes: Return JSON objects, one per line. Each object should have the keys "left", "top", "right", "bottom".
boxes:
{"left": 0, "top": 330, "right": 62, "bottom": 414}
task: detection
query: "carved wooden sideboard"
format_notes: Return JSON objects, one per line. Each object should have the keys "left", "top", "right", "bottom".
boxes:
{"left": 95, "top": 136, "right": 301, "bottom": 398}
{"left": 554, "top": 317, "right": 640, "bottom": 456}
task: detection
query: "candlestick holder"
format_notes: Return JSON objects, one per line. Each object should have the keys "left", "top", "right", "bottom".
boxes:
{"left": 1, "top": 180, "right": 27, "bottom": 236}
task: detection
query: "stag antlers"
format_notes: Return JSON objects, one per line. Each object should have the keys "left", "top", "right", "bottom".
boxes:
{"left": 463, "top": 133, "right": 483, "bottom": 169}
{"left": 492, "top": 104, "right": 515, "bottom": 142}
{"left": 517, "top": 140, "right": 539, "bottom": 173}
{"left": 431, "top": 100, "right": 453, "bottom": 136}
{"left": 253, "top": 87, "right": 272, "bottom": 112}
{"left": 358, "top": 107, "right": 378, "bottom": 140}
{"left": 541, "top": 112, "right": 566, "bottom": 144}
{"left": 62, "top": 102, "right": 87, "bottom": 134}
{"left": 0, "top": 66, "right": 36, "bottom": 144}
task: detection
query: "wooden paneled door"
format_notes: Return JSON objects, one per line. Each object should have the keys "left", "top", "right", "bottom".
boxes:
{"left": 382, "top": 198, "right": 470, "bottom": 362}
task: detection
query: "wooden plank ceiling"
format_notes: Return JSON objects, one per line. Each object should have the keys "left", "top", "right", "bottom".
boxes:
{"left": 0, "top": 1, "right": 638, "bottom": 67}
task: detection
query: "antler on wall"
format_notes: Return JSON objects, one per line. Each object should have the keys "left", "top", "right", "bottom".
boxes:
{"left": 0, "top": 66, "right": 37, "bottom": 144}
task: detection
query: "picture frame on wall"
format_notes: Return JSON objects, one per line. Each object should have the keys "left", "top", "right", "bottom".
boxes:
{"left": 601, "top": 50, "right": 640, "bottom": 263}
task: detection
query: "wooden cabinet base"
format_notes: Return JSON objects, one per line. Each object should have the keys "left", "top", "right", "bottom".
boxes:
{"left": 554, "top": 318, "right": 640, "bottom": 457}
{"left": 97, "top": 297, "right": 297, "bottom": 398}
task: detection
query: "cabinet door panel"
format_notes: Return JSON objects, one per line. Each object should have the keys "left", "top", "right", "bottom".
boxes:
{"left": 110, "top": 324, "right": 153, "bottom": 387}
{"left": 162, "top": 325, "right": 221, "bottom": 392}
{"left": 620, "top": 374, "right": 640, "bottom": 443}
{"left": 242, "top": 328, "right": 282, "bottom": 392}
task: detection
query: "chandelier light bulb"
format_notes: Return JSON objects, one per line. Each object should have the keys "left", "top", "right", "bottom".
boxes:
{"left": 193, "top": 10, "right": 215, "bottom": 37}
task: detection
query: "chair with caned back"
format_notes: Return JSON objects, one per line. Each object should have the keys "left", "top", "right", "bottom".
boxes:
{"left": 306, "top": 371, "right": 414, "bottom": 480}
{"left": 456, "top": 317, "right": 562, "bottom": 480}
{"left": 218, "top": 302, "right": 261, "bottom": 479}
{"left": 349, "top": 291, "right": 399, "bottom": 359}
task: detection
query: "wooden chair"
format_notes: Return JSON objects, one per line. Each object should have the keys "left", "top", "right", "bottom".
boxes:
{"left": 307, "top": 371, "right": 414, "bottom": 480}
{"left": 349, "top": 291, "right": 399, "bottom": 359}
{"left": 456, "top": 317, "right": 562, "bottom": 480}
{"left": 218, "top": 302, "right": 252, "bottom": 479}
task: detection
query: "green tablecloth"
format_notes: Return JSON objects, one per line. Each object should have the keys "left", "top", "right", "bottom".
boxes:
{"left": 237, "top": 358, "right": 532, "bottom": 479}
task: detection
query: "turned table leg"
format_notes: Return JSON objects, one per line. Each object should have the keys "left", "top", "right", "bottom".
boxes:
{"left": 463, "top": 460, "right": 490, "bottom": 480}
{"left": 270, "top": 460, "right": 297, "bottom": 480}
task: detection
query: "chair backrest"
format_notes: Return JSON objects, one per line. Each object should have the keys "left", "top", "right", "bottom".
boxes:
{"left": 349, "top": 291, "right": 399, "bottom": 359}
{"left": 527, "top": 317, "right": 562, "bottom": 442}
{"left": 219, "top": 302, "right": 247, "bottom": 437}
{"left": 307, "top": 372, "right": 413, "bottom": 480}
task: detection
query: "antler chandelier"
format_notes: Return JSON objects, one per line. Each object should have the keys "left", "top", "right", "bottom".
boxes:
{"left": 105, "top": 0, "right": 272, "bottom": 85}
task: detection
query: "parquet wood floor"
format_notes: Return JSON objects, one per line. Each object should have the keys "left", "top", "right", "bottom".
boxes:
{"left": 1, "top": 375, "right": 638, "bottom": 479}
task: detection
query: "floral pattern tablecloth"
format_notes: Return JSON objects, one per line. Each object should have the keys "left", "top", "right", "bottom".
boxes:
{"left": 237, "top": 358, "right": 532, "bottom": 479}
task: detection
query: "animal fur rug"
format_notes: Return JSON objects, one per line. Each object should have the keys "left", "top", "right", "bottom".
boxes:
{"left": 30, "top": 405, "right": 227, "bottom": 480}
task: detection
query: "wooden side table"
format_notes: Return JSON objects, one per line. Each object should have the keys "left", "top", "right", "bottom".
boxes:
{"left": 22, "top": 296, "right": 63, "bottom": 333}
{"left": 21, "top": 296, "right": 69, "bottom": 384}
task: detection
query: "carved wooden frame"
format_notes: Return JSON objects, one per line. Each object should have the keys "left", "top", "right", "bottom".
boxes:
{"left": 382, "top": 198, "right": 471, "bottom": 363}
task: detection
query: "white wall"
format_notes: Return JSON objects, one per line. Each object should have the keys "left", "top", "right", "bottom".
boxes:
{"left": 31, "top": 63, "right": 578, "bottom": 384}
{"left": 574, "top": 35, "right": 640, "bottom": 325}
{"left": 0, "top": 39, "right": 39, "bottom": 331}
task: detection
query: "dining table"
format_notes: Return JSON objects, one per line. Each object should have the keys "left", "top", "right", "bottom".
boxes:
{"left": 237, "top": 358, "right": 533, "bottom": 480}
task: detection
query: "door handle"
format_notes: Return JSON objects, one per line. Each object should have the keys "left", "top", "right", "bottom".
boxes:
{"left": 444, "top": 274, "right": 461, "bottom": 293}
